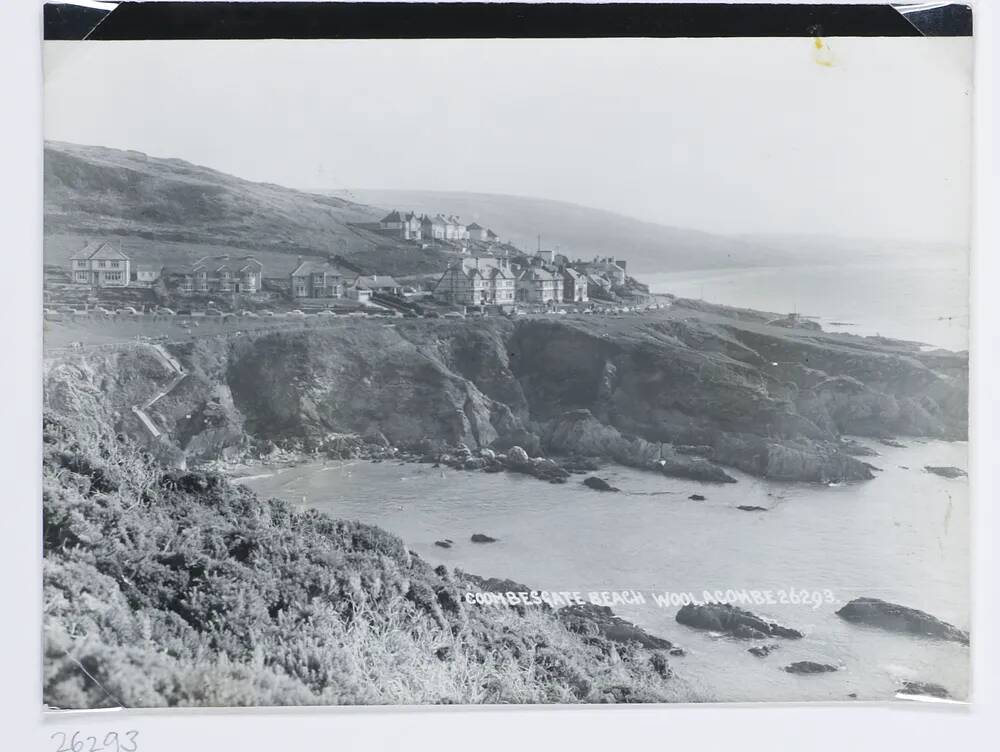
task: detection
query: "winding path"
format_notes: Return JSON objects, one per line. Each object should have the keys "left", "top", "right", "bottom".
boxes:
{"left": 131, "top": 344, "right": 186, "bottom": 440}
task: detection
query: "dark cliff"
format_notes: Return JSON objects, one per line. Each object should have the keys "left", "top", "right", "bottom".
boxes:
{"left": 44, "top": 305, "right": 967, "bottom": 483}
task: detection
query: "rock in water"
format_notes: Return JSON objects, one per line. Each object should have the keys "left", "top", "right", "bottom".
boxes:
{"left": 689, "top": 494, "right": 706, "bottom": 501}
{"left": 737, "top": 505, "right": 768, "bottom": 512}
{"left": 676, "top": 603, "right": 803, "bottom": 639}
{"left": 836, "top": 597, "right": 969, "bottom": 645}
{"left": 583, "top": 476, "right": 619, "bottom": 492}
{"left": 748, "top": 644, "right": 779, "bottom": 657}
{"left": 899, "top": 681, "right": 951, "bottom": 699}
{"left": 879, "top": 438, "right": 907, "bottom": 448}
{"left": 559, "top": 604, "right": 676, "bottom": 650}
{"left": 784, "top": 661, "right": 838, "bottom": 674}
{"left": 470, "top": 533, "right": 498, "bottom": 543}
{"left": 434, "top": 540, "right": 452, "bottom": 549}
{"left": 924, "top": 465, "right": 967, "bottom": 479}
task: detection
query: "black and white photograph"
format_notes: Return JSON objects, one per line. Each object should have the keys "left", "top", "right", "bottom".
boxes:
{"left": 38, "top": 3, "right": 973, "bottom": 711}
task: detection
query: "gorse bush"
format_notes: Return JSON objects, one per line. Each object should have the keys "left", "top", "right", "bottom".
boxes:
{"left": 42, "top": 408, "right": 688, "bottom": 708}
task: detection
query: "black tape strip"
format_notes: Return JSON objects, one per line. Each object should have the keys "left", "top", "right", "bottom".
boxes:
{"left": 43, "top": 2, "right": 974, "bottom": 41}
{"left": 44, "top": 3, "right": 114, "bottom": 40}
{"left": 895, "top": 3, "right": 974, "bottom": 37}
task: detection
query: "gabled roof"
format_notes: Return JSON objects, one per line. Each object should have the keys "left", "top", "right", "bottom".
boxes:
{"left": 238, "top": 258, "right": 263, "bottom": 272}
{"left": 72, "top": 241, "right": 130, "bottom": 261}
{"left": 519, "top": 267, "right": 558, "bottom": 282}
{"left": 291, "top": 260, "right": 346, "bottom": 277}
{"left": 380, "top": 210, "right": 402, "bottom": 223}
{"left": 466, "top": 222, "right": 484, "bottom": 230}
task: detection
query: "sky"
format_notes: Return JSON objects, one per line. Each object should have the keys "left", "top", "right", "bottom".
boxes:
{"left": 43, "top": 37, "right": 973, "bottom": 246}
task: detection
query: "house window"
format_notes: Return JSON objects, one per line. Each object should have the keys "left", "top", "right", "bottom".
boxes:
{"left": 97, "top": 261, "right": 106, "bottom": 268}
{"left": 111, "top": 261, "right": 120, "bottom": 268}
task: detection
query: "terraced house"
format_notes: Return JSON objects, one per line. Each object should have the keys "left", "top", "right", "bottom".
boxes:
{"left": 516, "top": 266, "right": 564, "bottom": 304}
{"left": 69, "top": 241, "right": 131, "bottom": 287}
{"left": 434, "top": 257, "right": 516, "bottom": 306}
{"left": 182, "top": 255, "right": 263, "bottom": 294}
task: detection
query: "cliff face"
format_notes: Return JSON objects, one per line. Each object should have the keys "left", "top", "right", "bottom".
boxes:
{"left": 44, "top": 307, "right": 967, "bottom": 483}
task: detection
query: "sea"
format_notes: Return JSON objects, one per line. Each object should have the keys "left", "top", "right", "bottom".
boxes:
{"left": 241, "top": 438, "right": 969, "bottom": 704}
{"left": 239, "top": 260, "right": 970, "bottom": 704}
{"left": 644, "top": 258, "right": 969, "bottom": 352}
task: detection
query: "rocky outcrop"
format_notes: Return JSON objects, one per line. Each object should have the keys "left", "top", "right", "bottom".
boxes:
{"left": 559, "top": 604, "right": 677, "bottom": 651}
{"left": 676, "top": 603, "right": 803, "bottom": 639}
{"left": 470, "top": 534, "right": 498, "bottom": 543}
{"left": 924, "top": 466, "right": 967, "bottom": 479}
{"left": 836, "top": 597, "right": 969, "bottom": 645}
{"left": 784, "top": 661, "right": 838, "bottom": 674}
{"left": 543, "top": 409, "right": 736, "bottom": 482}
{"left": 748, "top": 644, "right": 779, "bottom": 657}
{"left": 583, "top": 476, "right": 618, "bottom": 492}
{"left": 713, "top": 433, "right": 875, "bottom": 483}
{"left": 899, "top": 681, "right": 951, "bottom": 699}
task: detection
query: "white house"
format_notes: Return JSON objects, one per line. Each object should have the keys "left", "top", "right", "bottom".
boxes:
{"left": 69, "top": 241, "right": 131, "bottom": 287}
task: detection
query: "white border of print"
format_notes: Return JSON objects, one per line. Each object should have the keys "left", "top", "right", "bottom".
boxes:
{"left": 3, "top": 1, "right": 997, "bottom": 751}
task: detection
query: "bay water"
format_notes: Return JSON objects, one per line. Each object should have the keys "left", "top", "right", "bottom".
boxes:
{"left": 241, "top": 438, "right": 969, "bottom": 704}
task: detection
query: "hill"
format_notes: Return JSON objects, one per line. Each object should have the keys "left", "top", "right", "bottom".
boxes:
{"left": 43, "top": 142, "right": 452, "bottom": 276}
{"left": 326, "top": 189, "right": 795, "bottom": 275}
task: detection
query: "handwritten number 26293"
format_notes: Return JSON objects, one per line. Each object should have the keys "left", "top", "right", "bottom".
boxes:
{"left": 51, "top": 731, "right": 138, "bottom": 752}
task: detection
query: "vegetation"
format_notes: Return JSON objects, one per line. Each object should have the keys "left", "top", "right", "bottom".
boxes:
{"left": 42, "top": 406, "right": 687, "bottom": 708}
{"left": 44, "top": 142, "right": 452, "bottom": 276}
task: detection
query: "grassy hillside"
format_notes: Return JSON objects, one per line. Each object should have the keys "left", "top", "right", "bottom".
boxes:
{"left": 42, "top": 362, "right": 689, "bottom": 708}
{"left": 44, "top": 142, "right": 452, "bottom": 276}
{"left": 327, "top": 188, "right": 795, "bottom": 275}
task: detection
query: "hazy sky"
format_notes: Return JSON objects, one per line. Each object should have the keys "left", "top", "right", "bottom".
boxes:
{"left": 44, "top": 37, "right": 973, "bottom": 244}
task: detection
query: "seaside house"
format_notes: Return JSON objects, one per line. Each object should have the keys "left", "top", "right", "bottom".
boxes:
{"left": 445, "top": 215, "right": 467, "bottom": 241}
{"left": 466, "top": 222, "right": 489, "bottom": 242}
{"left": 516, "top": 266, "right": 564, "bottom": 304}
{"left": 562, "top": 267, "right": 589, "bottom": 303}
{"left": 354, "top": 274, "right": 403, "bottom": 297}
{"left": 378, "top": 210, "right": 422, "bottom": 240}
{"left": 289, "top": 259, "right": 346, "bottom": 298}
{"left": 434, "top": 257, "right": 515, "bottom": 306}
{"left": 69, "top": 241, "right": 131, "bottom": 287}
{"left": 182, "top": 255, "right": 263, "bottom": 294}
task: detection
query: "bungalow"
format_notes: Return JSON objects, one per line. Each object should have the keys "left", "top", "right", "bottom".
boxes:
{"left": 516, "top": 267, "right": 564, "bottom": 304}
{"left": 183, "top": 255, "right": 263, "bottom": 294}
{"left": 562, "top": 267, "right": 589, "bottom": 303}
{"left": 354, "top": 274, "right": 403, "bottom": 297}
{"left": 69, "top": 241, "right": 130, "bottom": 287}
{"left": 379, "top": 210, "right": 422, "bottom": 240}
{"left": 289, "top": 259, "right": 345, "bottom": 298}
